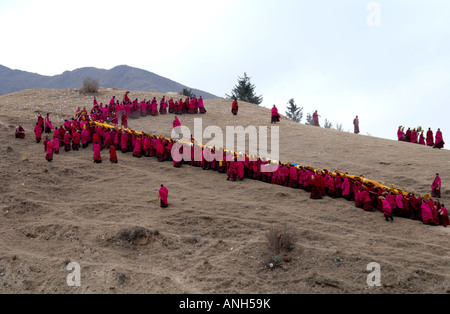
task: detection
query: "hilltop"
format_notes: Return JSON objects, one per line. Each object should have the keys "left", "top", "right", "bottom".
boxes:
{"left": 0, "top": 65, "right": 219, "bottom": 99}
{"left": 0, "top": 88, "right": 449, "bottom": 294}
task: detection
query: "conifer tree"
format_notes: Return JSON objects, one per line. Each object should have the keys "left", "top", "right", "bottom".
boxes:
{"left": 226, "top": 73, "right": 263, "bottom": 105}
{"left": 285, "top": 98, "right": 303, "bottom": 123}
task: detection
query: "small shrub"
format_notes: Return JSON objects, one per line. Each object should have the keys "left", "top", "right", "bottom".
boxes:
{"left": 266, "top": 223, "right": 296, "bottom": 254}
{"left": 119, "top": 227, "right": 149, "bottom": 245}
{"left": 262, "top": 223, "right": 297, "bottom": 270}
{"left": 80, "top": 77, "right": 99, "bottom": 94}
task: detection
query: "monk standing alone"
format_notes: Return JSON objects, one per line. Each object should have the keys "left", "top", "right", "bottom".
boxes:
{"left": 231, "top": 99, "right": 238, "bottom": 115}
{"left": 353, "top": 116, "right": 360, "bottom": 134}
{"left": 431, "top": 173, "right": 441, "bottom": 198}
{"left": 313, "top": 110, "right": 320, "bottom": 127}
{"left": 158, "top": 185, "right": 169, "bottom": 208}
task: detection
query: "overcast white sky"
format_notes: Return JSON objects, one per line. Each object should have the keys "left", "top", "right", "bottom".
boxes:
{"left": 1, "top": 0, "right": 449, "bottom": 142}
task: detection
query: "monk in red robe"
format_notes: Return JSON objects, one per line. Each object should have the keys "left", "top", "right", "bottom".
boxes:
{"left": 271, "top": 105, "right": 280, "bottom": 123}
{"left": 34, "top": 123, "right": 42, "bottom": 143}
{"left": 121, "top": 132, "right": 130, "bottom": 153}
{"left": 93, "top": 142, "right": 102, "bottom": 163}
{"left": 133, "top": 135, "right": 142, "bottom": 158}
{"left": 431, "top": 173, "right": 441, "bottom": 198}
{"left": 151, "top": 101, "right": 159, "bottom": 116}
{"left": 405, "top": 128, "right": 411, "bottom": 142}
{"left": 15, "top": 125, "right": 25, "bottom": 139}
{"left": 176, "top": 100, "right": 183, "bottom": 115}
{"left": 72, "top": 130, "right": 81, "bottom": 151}
{"left": 64, "top": 131, "right": 72, "bottom": 152}
{"left": 419, "top": 196, "right": 432, "bottom": 224}
{"left": 426, "top": 128, "right": 434, "bottom": 146}
{"left": 341, "top": 175, "right": 351, "bottom": 200}
{"left": 353, "top": 181, "right": 363, "bottom": 207}
{"left": 168, "top": 98, "right": 175, "bottom": 114}
{"left": 236, "top": 157, "right": 245, "bottom": 180}
{"left": 188, "top": 98, "right": 196, "bottom": 114}
{"left": 397, "top": 126, "right": 404, "bottom": 141}
{"left": 227, "top": 161, "right": 238, "bottom": 181}
{"left": 121, "top": 114, "right": 128, "bottom": 128}
{"left": 37, "top": 113, "right": 44, "bottom": 132}
{"left": 46, "top": 140, "right": 53, "bottom": 162}
{"left": 327, "top": 174, "right": 337, "bottom": 198}
{"left": 353, "top": 116, "right": 360, "bottom": 134}
{"left": 198, "top": 96, "right": 207, "bottom": 114}
{"left": 231, "top": 99, "right": 238, "bottom": 115}
{"left": 109, "top": 145, "right": 118, "bottom": 163}
{"left": 433, "top": 128, "right": 445, "bottom": 149}
{"left": 156, "top": 139, "right": 165, "bottom": 162}
{"left": 360, "top": 187, "right": 374, "bottom": 211}
{"left": 43, "top": 137, "right": 50, "bottom": 152}
{"left": 410, "top": 128, "right": 418, "bottom": 143}
{"left": 310, "top": 174, "right": 324, "bottom": 199}
{"left": 81, "top": 126, "right": 89, "bottom": 148}
{"left": 44, "top": 114, "right": 54, "bottom": 133}
{"left": 418, "top": 130, "right": 426, "bottom": 145}
{"left": 288, "top": 164, "right": 299, "bottom": 188}
{"left": 380, "top": 196, "right": 393, "bottom": 222}
{"left": 313, "top": 110, "right": 320, "bottom": 127}
{"left": 439, "top": 204, "right": 449, "bottom": 227}
{"left": 159, "top": 97, "right": 167, "bottom": 114}
{"left": 52, "top": 136, "right": 60, "bottom": 154}
{"left": 123, "top": 91, "right": 131, "bottom": 103}
{"left": 158, "top": 185, "right": 169, "bottom": 208}
{"left": 172, "top": 116, "right": 181, "bottom": 135}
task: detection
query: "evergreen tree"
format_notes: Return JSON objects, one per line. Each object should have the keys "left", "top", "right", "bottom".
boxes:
{"left": 180, "top": 88, "right": 196, "bottom": 98}
{"left": 226, "top": 73, "right": 263, "bottom": 105}
{"left": 335, "top": 123, "right": 343, "bottom": 131}
{"left": 285, "top": 98, "right": 303, "bottom": 123}
{"left": 305, "top": 112, "right": 314, "bottom": 125}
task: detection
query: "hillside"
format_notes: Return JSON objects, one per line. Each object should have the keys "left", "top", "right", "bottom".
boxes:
{"left": 0, "top": 65, "right": 219, "bottom": 99}
{"left": 0, "top": 88, "right": 449, "bottom": 294}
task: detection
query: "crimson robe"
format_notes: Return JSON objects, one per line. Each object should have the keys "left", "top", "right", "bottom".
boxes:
{"left": 231, "top": 100, "right": 238, "bottom": 115}
{"left": 433, "top": 131, "right": 445, "bottom": 149}
{"left": 431, "top": 177, "right": 441, "bottom": 198}
{"left": 418, "top": 133, "right": 425, "bottom": 145}
{"left": 310, "top": 175, "right": 324, "bottom": 199}
{"left": 46, "top": 141, "right": 53, "bottom": 161}
{"left": 93, "top": 143, "right": 102, "bottom": 163}
{"left": 360, "top": 190, "right": 373, "bottom": 211}
{"left": 421, "top": 201, "right": 434, "bottom": 224}
{"left": 133, "top": 137, "right": 142, "bottom": 158}
{"left": 159, "top": 186, "right": 169, "bottom": 207}
{"left": 34, "top": 125, "right": 42, "bottom": 142}
{"left": 439, "top": 206, "right": 450, "bottom": 226}
{"left": 426, "top": 130, "right": 434, "bottom": 146}
{"left": 109, "top": 146, "right": 118, "bottom": 163}
{"left": 382, "top": 199, "right": 392, "bottom": 218}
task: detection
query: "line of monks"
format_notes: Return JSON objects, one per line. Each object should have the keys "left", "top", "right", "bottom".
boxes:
{"left": 397, "top": 126, "right": 445, "bottom": 149}
{"left": 86, "top": 92, "right": 207, "bottom": 127}
{"left": 27, "top": 94, "right": 449, "bottom": 226}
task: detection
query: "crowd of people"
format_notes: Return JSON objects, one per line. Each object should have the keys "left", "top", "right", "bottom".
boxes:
{"left": 224, "top": 158, "right": 448, "bottom": 226}
{"left": 84, "top": 92, "right": 207, "bottom": 127}
{"left": 397, "top": 126, "right": 445, "bottom": 149}
{"left": 13, "top": 91, "right": 448, "bottom": 222}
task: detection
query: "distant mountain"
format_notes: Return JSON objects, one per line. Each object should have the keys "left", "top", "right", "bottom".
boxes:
{"left": 0, "top": 64, "right": 219, "bottom": 99}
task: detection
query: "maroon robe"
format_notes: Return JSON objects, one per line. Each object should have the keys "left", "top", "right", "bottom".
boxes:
{"left": 310, "top": 175, "right": 324, "bottom": 199}
{"left": 159, "top": 186, "right": 169, "bottom": 207}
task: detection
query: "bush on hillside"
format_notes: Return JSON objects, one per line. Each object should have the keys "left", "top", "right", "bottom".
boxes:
{"left": 80, "top": 77, "right": 99, "bottom": 94}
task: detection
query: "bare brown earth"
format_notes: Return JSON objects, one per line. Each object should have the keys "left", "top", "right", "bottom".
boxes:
{"left": 0, "top": 88, "right": 449, "bottom": 294}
